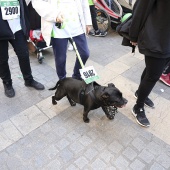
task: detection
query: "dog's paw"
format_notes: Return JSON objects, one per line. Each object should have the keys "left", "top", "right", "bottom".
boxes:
{"left": 52, "top": 96, "right": 57, "bottom": 105}
{"left": 83, "top": 118, "right": 90, "bottom": 123}
{"left": 107, "top": 115, "right": 115, "bottom": 120}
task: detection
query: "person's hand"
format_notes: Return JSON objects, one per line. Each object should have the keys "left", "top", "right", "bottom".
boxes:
{"left": 93, "top": 0, "right": 97, "bottom": 4}
{"left": 86, "top": 25, "right": 92, "bottom": 34}
{"left": 130, "top": 41, "right": 137, "bottom": 46}
{"left": 56, "top": 12, "right": 64, "bottom": 23}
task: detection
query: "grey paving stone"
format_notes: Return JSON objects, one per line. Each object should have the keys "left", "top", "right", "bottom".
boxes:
{"left": 0, "top": 151, "right": 8, "bottom": 165}
{"left": 58, "top": 148, "right": 74, "bottom": 164}
{"left": 31, "top": 153, "right": 49, "bottom": 168}
{"left": 99, "top": 150, "right": 114, "bottom": 163}
{"left": 108, "top": 140, "right": 123, "bottom": 153}
{"left": 138, "top": 149, "right": 155, "bottom": 163}
{"left": 132, "top": 137, "right": 147, "bottom": 151}
{"left": 114, "top": 155, "right": 129, "bottom": 170}
{"left": 150, "top": 162, "right": 165, "bottom": 170}
{"left": 69, "top": 141, "right": 84, "bottom": 154}
{"left": 156, "top": 153, "right": 170, "bottom": 169}
{"left": 66, "top": 164, "right": 79, "bottom": 170}
{"left": 130, "top": 159, "right": 146, "bottom": 170}
{"left": 45, "top": 159, "right": 61, "bottom": 170}
{"left": 91, "top": 158, "right": 107, "bottom": 170}
{"left": 79, "top": 135, "right": 93, "bottom": 146}
{"left": 122, "top": 147, "right": 138, "bottom": 161}
{"left": 84, "top": 148, "right": 99, "bottom": 161}
{"left": 146, "top": 141, "right": 163, "bottom": 156}
{"left": 43, "top": 144, "right": 59, "bottom": 159}
{"left": 55, "top": 138, "right": 70, "bottom": 150}
{"left": 6, "top": 156, "right": 23, "bottom": 170}
{"left": 74, "top": 156, "right": 89, "bottom": 169}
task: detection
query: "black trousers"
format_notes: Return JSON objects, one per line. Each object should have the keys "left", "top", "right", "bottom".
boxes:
{"left": 136, "top": 56, "right": 170, "bottom": 108}
{"left": 0, "top": 30, "right": 33, "bottom": 84}
{"left": 89, "top": 5, "right": 98, "bottom": 31}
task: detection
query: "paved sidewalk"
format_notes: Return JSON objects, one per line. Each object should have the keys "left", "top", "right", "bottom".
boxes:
{"left": 0, "top": 30, "right": 170, "bottom": 170}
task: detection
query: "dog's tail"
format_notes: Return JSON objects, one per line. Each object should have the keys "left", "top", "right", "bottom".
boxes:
{"left": 49, "top": 80, "right": 61, "bottom": 90}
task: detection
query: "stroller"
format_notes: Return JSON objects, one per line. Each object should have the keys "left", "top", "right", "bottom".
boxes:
{"left": 27, "top": 2, "right": 52, "bottom": 64}
{"left": 94, "top": 0, "right": 133, "bottom": 32}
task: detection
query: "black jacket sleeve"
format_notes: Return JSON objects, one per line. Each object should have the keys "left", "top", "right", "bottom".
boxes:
{"left": 129, "top": 0, "right": 156, "bottom": 42}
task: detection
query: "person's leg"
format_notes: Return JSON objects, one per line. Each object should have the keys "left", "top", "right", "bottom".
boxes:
{"left": 159, "top": 59, "right": 170, "bottom": 86}
{"left": 132, "top": 56, "right": 168, "bottom": 127}
{"left": 90, "top": 5, "right": 98, "bottom": 31}
{"left": 0, "top": 40, "right": 15, "bottom": 97}
{"left": 135, "top": 67, "right": 154, "bottom": 108}
{"left": 0, "top": 40, "right": 12, "bottom": 83}
{"left": 136, "top": 56, "right": 168, "bottom": 108}
{"left": 9, "top": 30, "right": 33, "bottom": 81}
{"left": 72, "top": 34, "right": 89, "bottom": 79}
{"left": 10, "top": 30, "right": 44, "bottom": 90}
{"left": 51, "top": 37, "right": 68, "bottom": 79}
{"left": 89, "top": 5, "right": 107, "bottom": 36}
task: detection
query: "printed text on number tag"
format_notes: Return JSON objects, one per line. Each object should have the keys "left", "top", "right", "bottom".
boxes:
{"left": 80, "top": 66, "right": 99, "bottom": 84}
{"left": 0, "top": 0, "right": 20, "bottom": 20}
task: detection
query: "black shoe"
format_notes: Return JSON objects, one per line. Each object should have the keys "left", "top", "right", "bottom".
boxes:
{"left": 132, "top": 105, "right": 150, "bottom": 127}
{"left": 3, "top": 82, "right": 15, "bottom": 98}
{"left": 94, "top": 30, "right": 107, "bottom": 37}
{"left": 25, "top": 80, "right": 45, "bottom": 90}
{"left": 134, "top": 91, "right": 154, "bottom": 108}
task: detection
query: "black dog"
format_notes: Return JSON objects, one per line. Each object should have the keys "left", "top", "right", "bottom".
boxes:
{"left": 49, "top": 78, "right": 127, "bottom": 123}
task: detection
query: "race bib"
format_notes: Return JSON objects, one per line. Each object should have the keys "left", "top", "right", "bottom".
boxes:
{"left": 80, "top": 66, "right": 100, "bottom": 84}
{"left": 0, "top": 0, "right": 20, "bottom": 20}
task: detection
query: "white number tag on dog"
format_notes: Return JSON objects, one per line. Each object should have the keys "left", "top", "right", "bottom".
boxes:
{"left": 0, "top": 0, "right": 20, "bottom": 20}
{"left": 80, "top": 66, "right": 99, "bottom": 84}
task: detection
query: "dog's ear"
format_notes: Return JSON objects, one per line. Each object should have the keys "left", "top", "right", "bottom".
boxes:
{"left": 108, "top": 83, "right": 115, "bottom": 87}
{"left": 101, "top": 92, "right": 110, "bottom": 99}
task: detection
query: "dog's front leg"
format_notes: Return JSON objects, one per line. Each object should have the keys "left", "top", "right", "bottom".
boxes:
{"left": 83, "top": 108, "right": 90, "bottom": 123}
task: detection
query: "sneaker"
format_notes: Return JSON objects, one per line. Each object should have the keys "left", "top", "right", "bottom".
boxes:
{"left": 94, "top": 30, "right": 107, "bottom": 37}
{"left": 159, "top": 74, "right": 170, "bottom": 86}
{"left": 68, "top": 43, "right": 74, "bottom": 51}
{"left": 132, "top": 105, "right": 150, "bottom": 127}
{"left": 25, "top": 80, "right": 45, "bottom": 90}
{"left": 134, "top": 91, "right": 154, "bottom": 108}
{"left": 3, "top": 82, "right": 15, "bottom": 98}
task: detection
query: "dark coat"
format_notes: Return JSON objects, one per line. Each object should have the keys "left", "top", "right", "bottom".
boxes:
{"left": 0, "top": 0, "right": 30, "bottom": 40}
{"left": 129, "top": 0, "right": 170, "bottom": 58}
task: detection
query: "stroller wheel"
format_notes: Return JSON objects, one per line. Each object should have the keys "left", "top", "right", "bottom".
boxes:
{"left": 96, "top": 9, "right": 111, "bottom": 32}
{"left": 37, "top": 52, "right": 44, "bottom": 64}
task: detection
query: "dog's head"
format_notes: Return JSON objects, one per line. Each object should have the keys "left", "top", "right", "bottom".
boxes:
{"left": 100, "top": 83, "right": 128, "bottom": 108}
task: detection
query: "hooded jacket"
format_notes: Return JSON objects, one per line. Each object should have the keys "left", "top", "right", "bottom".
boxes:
{"left": 129, "top": 0, "right": 170, "bottom": 58}
{"left": 31, "top": 0, "right": 92, "bottom": 46}
{"left": 0, "top": 0, "right": 30, "bottom": 40}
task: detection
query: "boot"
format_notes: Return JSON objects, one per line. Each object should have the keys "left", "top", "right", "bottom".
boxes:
{"left": 25, "top": 79, "right": 45, "bottom": 90}
{"left": 3, "top": 82, "right": 15, "bottom": 98}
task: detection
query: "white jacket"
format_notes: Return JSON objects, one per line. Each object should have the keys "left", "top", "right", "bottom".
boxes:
{"left": 31, "top": 0, "right": 92, "bottom": 46}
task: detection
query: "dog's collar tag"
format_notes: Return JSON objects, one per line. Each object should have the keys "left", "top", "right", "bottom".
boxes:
{"left": 79, "top": 66, "right": 99, "bottom": 84}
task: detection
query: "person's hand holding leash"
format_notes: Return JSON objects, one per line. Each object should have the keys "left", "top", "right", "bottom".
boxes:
{"left": 130, "top": 41, "right": 137, "bottom": 46}
{"left": 56, "top": 12, "right": 64, "bottom": 23}
{"left": 86, "top": 25, "right": 92, "bottom": 35}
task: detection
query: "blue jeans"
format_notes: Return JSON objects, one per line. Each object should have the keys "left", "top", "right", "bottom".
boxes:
{"left": 51, "top": 33, "right": 89, "bottom": 80}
